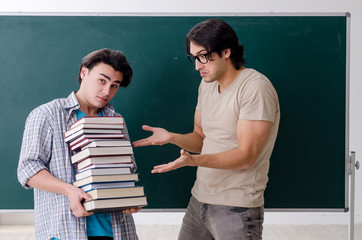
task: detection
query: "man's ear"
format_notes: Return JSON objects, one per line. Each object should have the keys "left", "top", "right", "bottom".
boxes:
{"left": 80, "top": 67, "right": 89, "bottom": 81}
{"left": 223, "top": 48, "right": 231, "bottom": 59}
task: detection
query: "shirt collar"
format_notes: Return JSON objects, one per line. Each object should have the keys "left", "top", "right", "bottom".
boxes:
{"left": 65, "top": 91, "right": 116, "bottom": 116}
{"left": 64, "top": 91, "right": 80, "bottom": 110}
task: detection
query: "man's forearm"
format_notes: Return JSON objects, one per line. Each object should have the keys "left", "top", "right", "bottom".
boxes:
{"left": 27, "top": 169, "right": 94, "bottom": 217}
{"left": 26, "top": 169, "right": 74, "bottom": 196}
{"left": 189, "top": 147, "right": 256, "bottom": 170}
{"left": 169, "top": 131, "right": 204, "bottom": 153}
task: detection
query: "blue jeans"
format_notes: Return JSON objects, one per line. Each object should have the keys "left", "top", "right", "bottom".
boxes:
{"left": 178, "top": 196, "right": 264, "bottom": 240}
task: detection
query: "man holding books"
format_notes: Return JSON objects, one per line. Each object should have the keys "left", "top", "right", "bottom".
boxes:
{"left": 18, "top": 49, "right": 139, "bottom": 240}
{"left": 133, "top": 19, "right": 280, "bottom": 240}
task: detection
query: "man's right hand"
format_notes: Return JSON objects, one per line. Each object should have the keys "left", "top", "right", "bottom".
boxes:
{"left": 132, "top": 125, "right": 172, "bottom": 147}
{"left": 67, "top": 185, "right": 94, "bottom": 218}
{"left": 26, "top": 170, "right": 94, "bottom": 218}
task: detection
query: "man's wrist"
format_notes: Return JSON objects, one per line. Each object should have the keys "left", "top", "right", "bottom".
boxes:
{"left": 168, "top": 132, "right": 176, "bottom": 145}
{"left": 188, "top": 154, "right": 198, "bottom": 167}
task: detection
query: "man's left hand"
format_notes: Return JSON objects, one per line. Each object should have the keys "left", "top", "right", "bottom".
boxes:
{"left": 152, "top": 149, "right": 192, "bottom": 173}
{"left": 122, "top": 207, "right": 142, "bottom": 214}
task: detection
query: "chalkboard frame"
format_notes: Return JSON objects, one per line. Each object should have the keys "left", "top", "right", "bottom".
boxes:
{"left": 0, "top": 12, "right": 350, "bottom": 211}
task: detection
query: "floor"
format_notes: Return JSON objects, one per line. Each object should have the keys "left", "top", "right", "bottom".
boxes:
{"left": 261, "top": 224, "right": 362, "bottom": 240}
{"left": 1, "top": 224, "right": 361, "bottom": 240}
{"left": 136, "top": 224, "right": 362, "bottom": 240}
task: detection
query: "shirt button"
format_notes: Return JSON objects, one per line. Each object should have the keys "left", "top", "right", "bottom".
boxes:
{"left": 81, "top": 222, "right": 85, "bottom": 226}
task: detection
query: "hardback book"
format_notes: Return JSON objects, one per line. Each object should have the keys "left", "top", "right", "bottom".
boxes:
{"left": 78, "top": 163, "right": 134, "bottom": 172}
{"left": 66, "top": 132, "right": 125, "bottom": 144}
{"left": 71, "top": 123, "right": 124, "bottom": 130}
{"left": 80, "top": 181, "right": 136, "bottom": 192}
{"left": 87, "top": 186, "right": 145, "bottom": 199}
{"left": 71, "top": 146, "right": 134, "bottom": 164}
{"left": 64, "top": 128, "right": 124, "bottom": 142}
{"left": 69, "top": 135, "right": 126, "bottom": 151}
{"left": 75, "top": 167, "right": 132, "bottom": 181}
{"left": 73, "top": 173, "right": 139, "bottom": 188}
{"left": 75, "top": 155, "right": 133, "bottom": 168}
{"left": 83, "top": 195, "right": 148, "bottom": 212}
{"left": 81, "top": 140, "right": 131, "bottom": 150}
{"left": 65, "top": 123, "right": 124, "bottom": 138}
{"left": 70, "top": 138, "right": 92, "bottom": 151}
{"left": 70, "top": 116, "right": 124, "bottom": 129}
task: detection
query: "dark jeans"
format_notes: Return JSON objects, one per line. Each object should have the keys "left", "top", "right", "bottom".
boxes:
{"left": 178, "top": 196, "right": 264, "bottom": 240}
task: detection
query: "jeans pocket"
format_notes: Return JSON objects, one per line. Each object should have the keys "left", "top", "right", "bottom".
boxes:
{"left": 241, "top": 207, "right": 264, "bottom": 240}
{"left": 229, "top": 206, "right": 249, "bottom": 213}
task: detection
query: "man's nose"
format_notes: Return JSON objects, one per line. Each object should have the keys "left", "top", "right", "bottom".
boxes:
{"left": 102, "top": 85, "right": 111, "bottom": 96}
{"left": 195, "top": 59, "right": 204, "bottom": 71}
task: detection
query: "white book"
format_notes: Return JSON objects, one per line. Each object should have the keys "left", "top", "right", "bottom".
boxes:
{"left": 69, "top": 135, "right": 126, "bottom": 150}
{"left": 78, "top": 163, "right": 135, "bottom": 172}
{"left": 70, "top": 138, "right": 93, "bottom": 151}
{"left": 65, "top": 124, "right": 124, "bottom": 138}
{"left": 81, "top": 140, "right": 131, "bottom": 151}
{"left": 73, "top": 173, "right": 139, "bottom": 188}
{"left": 76, "top": 155, "right": 133, "bottom": 170}
{"left": 70, "top": 116, "right": 124, "bottom": 129}
{"left": 65, "top": 128, "right": 123, "bottom": 141}
{"left": 72, "top": 123, "right": 124, "bottom": 130}
{"left": 80, "top": 181, "right": 136, "bottom": 192}
{"left": 75, "top": 167, "right": 131, "bottom": 181}
{"left": 84, "top": 196, "right": 147, "bottom": 212}
{"left": 71, "top": 146, "right": 134, "bottom": 164}
{"left": 87, "top": 186, "right": 145, "bottom": 199}
{"left": 66, "top": 132, "right": 125, "bottom": 143}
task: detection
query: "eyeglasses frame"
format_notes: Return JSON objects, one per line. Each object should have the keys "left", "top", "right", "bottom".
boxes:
{"left": 187, "top": 51, "right": 213, "bottom": 65}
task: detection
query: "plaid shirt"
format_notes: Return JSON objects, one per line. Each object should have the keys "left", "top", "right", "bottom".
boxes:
{"left": 18, "top": 92, "right": 138, "bottom": 240}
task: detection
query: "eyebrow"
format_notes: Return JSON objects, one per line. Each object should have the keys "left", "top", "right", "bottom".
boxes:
{"left": 100, "top": 73, "right": 122, "bottom": 85}
{"left": 196, "top": 49, "right": 208, "bottom": 55}
{"left": 190, "top": 49, "right": 208, "bottom": 57}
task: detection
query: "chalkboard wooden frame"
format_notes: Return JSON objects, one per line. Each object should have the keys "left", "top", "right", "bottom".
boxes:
{"left": 0, "top": 13, "right": 350, "bottom": 211}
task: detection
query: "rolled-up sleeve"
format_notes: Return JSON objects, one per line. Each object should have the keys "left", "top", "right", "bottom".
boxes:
{"left": 17, "top": 108, "right": 53, "bottom": 189}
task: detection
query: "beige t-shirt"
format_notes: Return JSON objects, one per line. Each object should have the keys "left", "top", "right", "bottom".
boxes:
{"left": 191, "top": 68, "right": 280, "bottom": 208}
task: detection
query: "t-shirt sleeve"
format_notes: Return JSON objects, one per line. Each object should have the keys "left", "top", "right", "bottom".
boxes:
{"left": 239, "top": 79, "right": 278, "bottom": 122}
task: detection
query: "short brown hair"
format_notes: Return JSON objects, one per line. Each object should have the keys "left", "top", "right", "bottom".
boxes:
{"left": 78, "top": 48, "right": 133, "bottom": 87}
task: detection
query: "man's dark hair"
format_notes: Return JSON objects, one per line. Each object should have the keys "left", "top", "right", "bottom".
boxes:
{"left": 78, "top": 48, "right": 133, "bottom": 87}
{"left": 186, "top": 18, "right": 246, "bottom": 70}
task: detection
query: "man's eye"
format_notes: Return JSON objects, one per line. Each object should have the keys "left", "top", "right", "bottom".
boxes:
{"left": 199, "top": 55, "right": 207, "bottom": 60}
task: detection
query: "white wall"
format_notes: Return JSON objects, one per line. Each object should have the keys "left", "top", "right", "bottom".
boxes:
{"left": 0, "top": 0, "right": 361, "bottom": 225}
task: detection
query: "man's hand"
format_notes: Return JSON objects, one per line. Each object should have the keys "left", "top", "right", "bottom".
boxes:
{"left": 133, "top": 125, "right": 172, "bottom": 147}
{"left": 26, "top": 170, "right": 94, "bottom": 218}
{"left": 67, "top": 185, "right": 94, "bottom": 218}
{"left": 122, "top": 207, "right": 142, "bottom": 215}
{"left": 152, "top": 149, "right": 192, "bottom": 173}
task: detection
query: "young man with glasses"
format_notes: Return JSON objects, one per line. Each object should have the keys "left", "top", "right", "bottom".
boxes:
{"left": 18, "top": 49, "right": 139, "bottom": 240}
{"left": 133, "top": 18, "right": 280, "bottom": 240}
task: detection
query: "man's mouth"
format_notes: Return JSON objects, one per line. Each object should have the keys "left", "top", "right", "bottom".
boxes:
{"left": 200, "top": 72, "right": 207, "bottom": 77}
{"left": 98, "top": 96, "right": 108, "bottom": 102}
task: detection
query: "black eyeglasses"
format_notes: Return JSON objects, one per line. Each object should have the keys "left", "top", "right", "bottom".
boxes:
{"left": 187, "top": 51, "right": 213, "bottom": 65}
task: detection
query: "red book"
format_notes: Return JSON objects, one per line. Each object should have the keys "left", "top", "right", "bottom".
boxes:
{"left": 67, "top": 133, "right": 125, "bottom": 147}
{"left": 71, "top": 146, "right": 133, "bottom": 164}
{"left": 76, "top": 155, "right": 134, "bottom": 170}
{"left": 70, "top": 139, "right": 129, "bottom": 151}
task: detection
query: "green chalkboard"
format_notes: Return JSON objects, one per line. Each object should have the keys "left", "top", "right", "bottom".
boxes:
{"left": 0, "top": 14, "right": 348, "bottom": 210}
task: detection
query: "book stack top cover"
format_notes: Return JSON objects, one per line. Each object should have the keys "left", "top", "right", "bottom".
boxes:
{"left": 65, "top": 116, "right": 147, "bottom": 212}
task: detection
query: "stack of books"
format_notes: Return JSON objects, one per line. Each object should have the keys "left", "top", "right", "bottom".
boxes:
{"left": 65, "top": 116, "right": 147, "bottom": 212}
